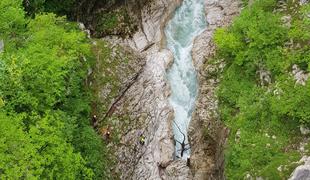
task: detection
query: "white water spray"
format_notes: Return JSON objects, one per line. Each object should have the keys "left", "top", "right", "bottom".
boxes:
{"left": 165, "top": 0, "right": 207, "bottom": 159}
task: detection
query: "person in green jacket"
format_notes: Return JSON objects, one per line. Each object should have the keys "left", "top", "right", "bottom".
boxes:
{"left": 139, "top": 134, "right": 145, "bottom": 145}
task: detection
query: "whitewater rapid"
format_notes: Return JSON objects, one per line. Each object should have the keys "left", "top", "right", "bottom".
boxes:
{"left": 165, "top": 0, "right": 207, "bottom": 159}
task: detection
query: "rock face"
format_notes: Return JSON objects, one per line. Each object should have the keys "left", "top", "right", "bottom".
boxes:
{"left": 290, "top": 166, "right": 310, "bottom": 180}
{"left": 189, "top": 0, "right": 241, "bottom": 179}
{"left": 165, "top": 160, "right": 193, "bottom": 179}
{"left": 125, "top": 0, "right": 182, "bottom": 51}
{"left": 113, "top": 47, "right": 176, "bottom": 179}
{"left": 289, "top": 156, "right": 310, "bottom": 180}
{"left": 102, "top": 0, "right": 188, "bottom": 179}
{"left": 100, "top": 0, "right": 241, "bottom": 179}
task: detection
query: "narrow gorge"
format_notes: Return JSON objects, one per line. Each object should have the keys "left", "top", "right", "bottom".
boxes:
{"left": 165, "top": 0, "right": 207, "bottom": 160}
{"left": 99, "top": 0, "right": 240, "bottom": 178}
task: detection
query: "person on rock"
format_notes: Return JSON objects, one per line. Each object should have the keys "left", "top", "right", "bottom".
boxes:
{"left": 92, "top": 114, "right": 98, "bottom": 129}
{"left": 139, "top": 134, "right": 145, "bottom": 145}
{"left": 105, "top": 129, "right": 111, "bottom": 139}
{"left": 187, "top": 156, "right": 191, "bottom": 167}
{"left": 100, "top": 125, "right": 111, "bottom": 141}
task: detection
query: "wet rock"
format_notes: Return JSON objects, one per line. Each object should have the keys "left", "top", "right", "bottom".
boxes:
{"left": 206, "top": 8, "right": 224, "bottom": 27}
{"left": 300, "top": 156, "right": 310, "bottom": 165}
{"left": 132, "top": 31, "right": 149, "bottom": 51}
{"left": 114, "top": 48, "right": 176, "bottom": 180}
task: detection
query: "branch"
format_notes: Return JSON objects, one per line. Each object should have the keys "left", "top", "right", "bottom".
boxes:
{"left": 173, "top": 120, "right": 186, "bottom": 144}
{"left": 175, "top": 139, "right": 182, "bottom": 145}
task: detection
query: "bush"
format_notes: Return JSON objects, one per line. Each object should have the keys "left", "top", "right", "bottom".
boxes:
{"left": 214, "top": 0, "right": 310, "bottom": 178}
{"left": 0, "top": 1, "right": 109, "bottom": 178}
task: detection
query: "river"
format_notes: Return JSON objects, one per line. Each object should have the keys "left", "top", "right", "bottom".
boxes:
{"left": 165, "top": 0, "right": 207, "bottom": 159}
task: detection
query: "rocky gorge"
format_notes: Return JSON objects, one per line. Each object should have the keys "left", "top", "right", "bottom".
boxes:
{"left": 93, "top": 0, "right": 241, "bottom": 179}
{"left": 87, "top": 0, "right": 310, "bottom": 179}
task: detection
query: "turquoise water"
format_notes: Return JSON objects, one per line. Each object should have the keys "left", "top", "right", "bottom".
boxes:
{"left": 165, "top": 0, "right": 207, "bottom": 159}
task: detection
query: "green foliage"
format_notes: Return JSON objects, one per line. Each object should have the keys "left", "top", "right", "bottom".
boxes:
{"left": 214, "top": 0, "right": 310, "bottom": 179}
{"left": 0, "top": 111, "right": 94, "bottom": 179}
{"left": 0, "top": 0, "right": 25, "bottom": 35}
{"left": 73, "top": 125, "right": 111, "bottom": 179}
{"left": 90, "top": 40, "right": 123, "bottom": 113}
{"left": 1, "top": 13, "right": 90, "bottom": 114}
{"left": 24, "top": 0, "right": 76, "bottom": 17}
{"left": 270, "top": 77, "right": 310, "bottom": 124}
{"left": 98, "top": 12, "right": 119, "bottom": 31}
{"left": 0, "top": 112, "right": 34, "bottom": 179}
{"left": 214, "top": 0, "right": 288, "bottom": 75}
{"left": 0, "top": 0, "right": 26, "bottom": 50}
{"left": 0, "top": 1, "right": 110, "bottom": 178}
{"left": 0, "top": 98, "right": 4, "bottom": 108}
{"left": 94, "top": 8, "right": 137, "bottom": 37}
{"left": 22, "top": 0, "right": 139, "bottom": 38}
{"left": 289, "top": 4, "right": 310, "bottom": 42}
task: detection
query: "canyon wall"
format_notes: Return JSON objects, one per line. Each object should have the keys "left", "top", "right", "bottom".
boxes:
{"left": 189, "top": 0, "right": 240, "bottom": 179}
{"left": 99, "top": 0, "right": 241, "bottom": 179}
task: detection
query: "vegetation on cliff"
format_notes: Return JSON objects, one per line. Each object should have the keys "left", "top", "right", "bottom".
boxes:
{"left": 23, "top": 0, "right": 139, "bottom": 37}
{"left": 214, "top": 0, "right": 310, "bottom": 178}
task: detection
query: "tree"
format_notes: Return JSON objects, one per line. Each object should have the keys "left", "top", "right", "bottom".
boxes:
{"left": 0, "top": 2, "right": 108, "bottom": 177}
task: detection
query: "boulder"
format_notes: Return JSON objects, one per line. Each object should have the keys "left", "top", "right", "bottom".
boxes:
{"left": 289, "top": 165, "right": 310, "bottom": 180}
{"left": 289, "top": 156, "right": 310, "bottom": 180}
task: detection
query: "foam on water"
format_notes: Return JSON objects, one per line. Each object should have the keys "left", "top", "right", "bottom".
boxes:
{"left": 165, "top": 0, "right": 207, "bottom": 159}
